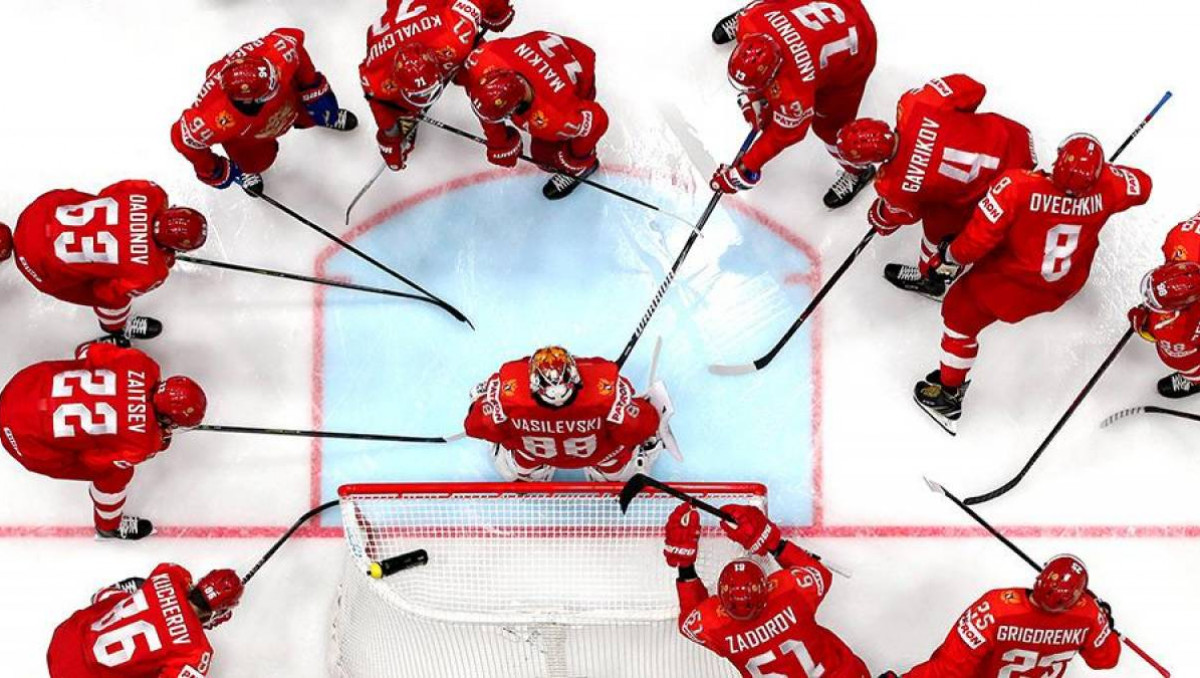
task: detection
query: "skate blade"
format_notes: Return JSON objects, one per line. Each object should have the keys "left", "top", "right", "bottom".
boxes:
{"left": 913, "top": 397, "right": 958, "bottom": 436}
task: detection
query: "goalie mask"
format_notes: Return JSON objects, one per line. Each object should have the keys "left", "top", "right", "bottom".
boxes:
{"left": 529, "top": 346, "right": 582, "bottom": 408}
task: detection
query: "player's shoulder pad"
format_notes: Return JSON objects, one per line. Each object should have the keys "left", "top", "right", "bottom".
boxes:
{"left": 272, "top": 27, "right": 306, "bottom": 45}
{"left": 1107, "top": 164, "right": 1150, "bottom": 198}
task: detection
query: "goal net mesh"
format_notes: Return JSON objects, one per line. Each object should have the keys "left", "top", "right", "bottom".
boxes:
{"left": 329, "top": 482, "right": 766, "bottom": 678}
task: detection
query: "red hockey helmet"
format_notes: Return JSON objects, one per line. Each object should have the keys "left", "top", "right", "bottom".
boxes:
{"left": 394, "top": 43, "right": 445, "bottom": 108}
{"left": 718, "top": 559, "right": 769, "bottom": 621}
{"left": 1052, "top": 133, "right": 1105, "bottom": 196}
{"left": 1142, "top": 261, "right": 1200, "bottom": 312}
{"left": 154, "top": 207, "right": 208, "bottom": 252}
{"left": 220, "top": 56, "right": 280, "bottom": 104}
{"left": 0, "top": 222, "right": 11, "bottom": 263}
{"left": 728, "top": 34, "right": 782, "bottom": 94}
{"left": 189, "top": 569, "right": 244, "bottom": 630}
{"left": 529, "top": 346, "right": 582, "bottom": 408}
{"left": 1031, "top": 554, "right": 1089, "bottom": 613}
{"left": 1162, "top": 215, "right": 1200, "bottom": 263}
{"left": 153, "top": 376, "right": 207, "bottom": 428}
{"left": 471, "top": 69, "right": 527, "bottom": 122}
{"left": 837, "top": 118, "right": 898, "bottom": 165}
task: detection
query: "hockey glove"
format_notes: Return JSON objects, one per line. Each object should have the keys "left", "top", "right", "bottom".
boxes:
{"left": 201, "top": 157, "right": 243, "bottom": 190}
{"left": 91, "top": 577, "right": 147, "bottom": 605}
{"left": 737, "top": 93, "right": 764, "bottom": 132}
{"left": 487, "top": 127, "right": 522, "bottom": 168}
{"left": 377, "top": 127, "right": 414, "bottom": 171}
{"left": 1128, "top": 305, "right": 1155, "bottom": 342}
{"left": 711, "top": 163, "right": 760, "bottom": 194}
{"left": 868, "top": 198, "right": 918, "bottom": 236}
{"left": 483, "top": 3, "right": 516, "bottom": 31}
{"left": 721, "top": 504, "right": 781, "bottom": 556}
{"left": 236, "top": 171, "right": 265, "bottom": 198}
{"left": 663, "top": 504, "right": 701, "bottom": 568}
{"left": 301, "top": 75, "right": 340, "bottom": 128}
{"left": 1097, "top": 598, "right": 1117, "bottom": 633}
{"left": 926, "top": 239, "right": 962, "bottom": 280}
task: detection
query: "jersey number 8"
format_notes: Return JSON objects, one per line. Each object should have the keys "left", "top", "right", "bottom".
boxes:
{"left": 521, "top": 435, "right": 598, "bottom": 459}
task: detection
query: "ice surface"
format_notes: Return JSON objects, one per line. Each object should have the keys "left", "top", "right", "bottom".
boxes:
{"left": 0, "top": 0, "right": 1197, "bottom": 676}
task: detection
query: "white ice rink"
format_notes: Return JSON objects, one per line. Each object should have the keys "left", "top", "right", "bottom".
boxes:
{"left": 1, "top": 0, "right": 1198, "bottom": 675}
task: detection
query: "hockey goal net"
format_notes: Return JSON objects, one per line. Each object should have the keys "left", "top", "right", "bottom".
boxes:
{"left": 330, "top": 482, "right": 766, "bottom": 678}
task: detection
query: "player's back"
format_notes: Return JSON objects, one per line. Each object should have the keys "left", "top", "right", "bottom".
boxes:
{"left": 469, "top": 31, "right": 595, "bottom": 103}
{"left": 479, "top": 355, "right": 632, "bottom": 468}
{"left": 688, "top": 570, "right": 867, "bottom": 678}
{"left": 879, "top": 86, "right": 1032, "bottom": 212}
{"left": 972, "top": 165, "right": 1151, "bottom": 297}
{"left": 0, "top": 345, "right": 163, "bottom": 476}
{"left": 48, "top": 564, "right": 213, "bottom": 678}
{"left": 974, "top": 588, "right": 1114, "bottom": 677}
{"left": 737, "top": 0, "right": 874, "bottom": 88}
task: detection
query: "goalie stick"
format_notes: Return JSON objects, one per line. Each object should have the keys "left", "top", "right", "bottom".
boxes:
{"left": 619, "top": 474, "right": 851, "bottom": 578}
{"left": 192, "top": 424, "right": 465, "bottom": 444}
{"left": 251, "top": 191, "right": 475, "bottom": 329}
{"left": 1101, "top": 404, "right": 1200, "bottom": 428}
{"left": 926, "top": 478, "right": 1171, "bottom": 677}
{"left": 176, "top": 254, "right": 436, "bottom": 304}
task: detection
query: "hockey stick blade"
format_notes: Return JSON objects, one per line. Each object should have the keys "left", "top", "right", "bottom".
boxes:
{"left": 618, "top": 473, "right": 653, "bottom": 514}
{"left": 707, "top": 362, "right": 760, "bottom": 376}
{"left": 345, "top": 163, "right": 387, "bottom": 225}
{"left": 1100, "top": 407, "right": 1147, "bottom": 429}
{"left": 923, "top": 476, "right": 947, "bottom": 496}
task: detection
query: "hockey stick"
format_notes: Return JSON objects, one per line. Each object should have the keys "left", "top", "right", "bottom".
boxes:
{"left": 710, "top": 227, "right": 877, "bottom": 375}
{"left": 345, "top": 163, "right": 387, "bottom": 226}
{"left": 959, "top": 91, "right": 1172, "bottom": 504}
{"left": 175, "top": 254, "right": 436, "bottom": 304}
{"left": 242, "top": 499, "right": 339, "bottom": 585}
{"left": 1101, "top": 404, "right": 1200, "bottom": 428}
{"left": 614, "top": 129, "right": 758, "bottom": 368}
{"left": 963, "top": 328, "right": 1134, "bottom": 505}
{"left": 619, "top": 473, "right": 734, "bottom": 520}
{"left": 193, "top": 424, "right": 465, "bottom": 444}
{"left": 418, "top": 115, "right": 698, "bottom": 231}
{"left": 344, "top": 31, "right": 489, "bottom": 226}
{"left": 619, "top": 473, "right": 850, "bottom": 578}
{"left": 926, "top": 478, "right": 1171, "bottom": 677}
{"left": 253, "top": 192, "right": 474, "bottom": 329}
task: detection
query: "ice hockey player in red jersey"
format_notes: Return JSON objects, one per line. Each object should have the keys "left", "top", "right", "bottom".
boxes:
{"left": 1161, "top": 210, "right": 1200, "bottom": 264}
{"left": 171, "top": 28, "right": 358, "bottom": 197}
{"left": 360, "top": 0, "right": 515, "bottom": 171}
{"left": 0, "top": 341, "right": 206, "bottom": 540}
{"left": 1128, "top": 260, "right": 1200, "bottom": 398}
{"left": 665, "top": 503, "right": 870, "bottom": 678}
{"left": 711, "top": 0, "right": 878, "bottom": 209}
{"left": 5, "top": 180, "right": 207, "bottom": 341}
{"left": 836, "top": 74, "right": 1037, "bottom": 300}
{"left": 464, "top": 346, "right": 667, "bottom": 481}
{"left": 879, "top": 555, "right": 1120, "bottom": 678}
{"left": 47, "top": 563, "right": 243, "bottom": 677}
{"left": 914, "top": 134, "right": 1152, "bottom": 433}
{"left": 462, "top": 31, "right": 609, "bottom": 200}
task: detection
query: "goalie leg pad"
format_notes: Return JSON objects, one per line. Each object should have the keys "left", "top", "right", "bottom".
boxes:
{"left": 491, "top": 444, "right": 556, "bottom": 483}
